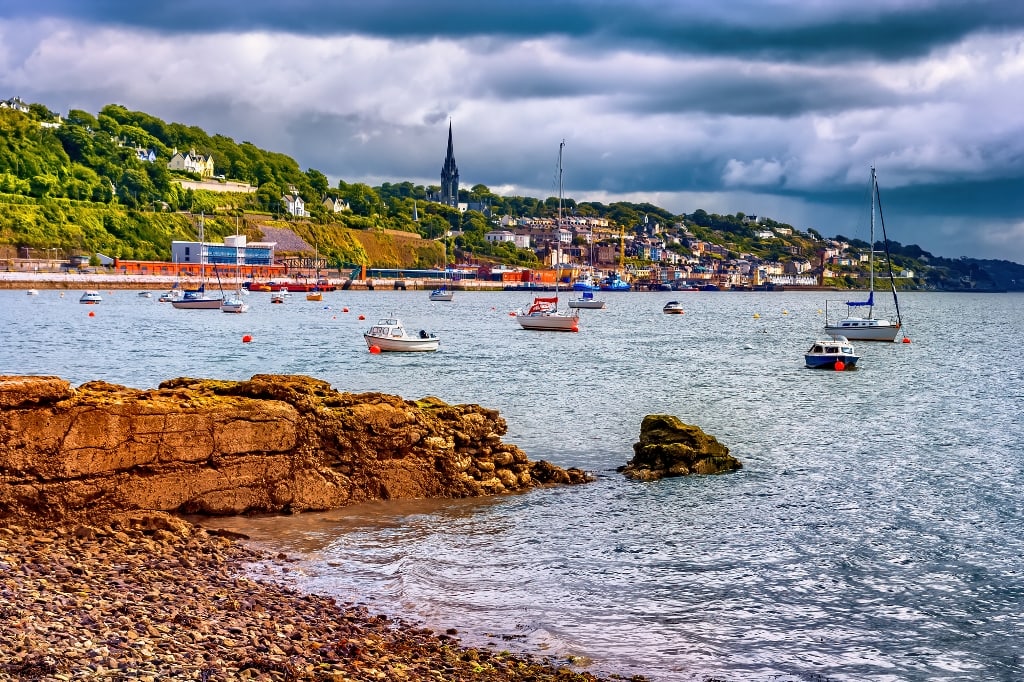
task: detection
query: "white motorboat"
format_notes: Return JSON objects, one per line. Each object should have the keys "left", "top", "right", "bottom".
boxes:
{"left": 79, "top": 290, "right": 102, "bottom": 304}
{"left": 805, "top": 334, "right": 860, "bottom": 370}
{"left": 364, "top": 317, "right": 440, "bottom": 352}
{"left": 27, "top": 289, "right": 39, "bottom": 296}
{"left": 663, "top": 301, "right": 685, "bottom": 314}
{"left": 138, "top": 291, "right": 152, "bottom": 298}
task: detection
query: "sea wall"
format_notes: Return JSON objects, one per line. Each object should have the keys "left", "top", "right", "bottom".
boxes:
{"left": 0, "top": 374, "right": 590, "bottom": 522}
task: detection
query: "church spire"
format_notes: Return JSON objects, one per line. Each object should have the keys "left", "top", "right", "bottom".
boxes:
{"left": 440, "top": 120, "right": 460, "bottom": 208}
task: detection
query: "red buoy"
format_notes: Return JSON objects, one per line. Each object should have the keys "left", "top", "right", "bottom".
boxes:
{"left": 343, "top": 307, "right": 349, "bottom": 313}
{"left": 358, "top": 314, "right": 365, "bottom": 320}
{"left": 88, "top": 311, "right": 95, "bottom": 317}
{"left": 902, "top": 337, "right": 911, "bottom": 344}
{"left": 242, "top": 334, "right": 253, "bottom": 343}
{"left": 369, "top": 345, "right": 381, "bottom": 354}
{"left": 834, "top": 360, "right": 846, "bottom": 371}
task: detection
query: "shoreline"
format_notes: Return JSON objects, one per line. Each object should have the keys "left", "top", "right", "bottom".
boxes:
{"left": 1, "top": 513, "right": 640, "bottom": 682}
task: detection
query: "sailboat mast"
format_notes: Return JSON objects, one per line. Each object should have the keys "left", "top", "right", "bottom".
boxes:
{"left": 868, "top": 167, "right": 876, "bottom": 318}
{"left": 873, "top": 172, "right": 904, "bottom": 329}
{"left": 556, "top": 140, "right": 565, "bottom": 299}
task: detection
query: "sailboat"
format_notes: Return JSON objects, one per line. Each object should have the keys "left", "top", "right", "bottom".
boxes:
{"left": 429, "top": 232, "right": 454, "bottom": 301}
{"left": 221, "top": 239, "right": 249, "bottom": 314}
{"left": 517, "top": 140, "right": 580, "bottom": 331}
{"left": 824, "top": 166, "right": 904, "bottom": 341}
{"left": 569, "top": 228, "right": 606, "bottom": 308}
{"left": 172, "top": 213, "right": 224, "bottom": 310}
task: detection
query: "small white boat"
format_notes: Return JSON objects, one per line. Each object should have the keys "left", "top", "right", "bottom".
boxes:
{"left": 159, "top": 288, "right": 183, "bottom": 302}
{"left": 271, "top": 292, "right": 290, "bottom": 304}
{"left": 364, "top": 317, "right": 440, "bottom": 352}
{"left": 663, "top": 301, "right": 685, "bottom": 314}
{"left": 516, "top": 296, "right": 580, "bottom": 331}
{"left": 568, "top": 291, "right": 606, "bottom": 309}
{"left": 27, "top": 289, "right": 39, "bottom": 296}
{"left": 79, "top": 290, "right": 102, "bottom": 304}
{"left": 429, "top": 288, "right": 454, "bottom": 302}
{"left": 805, "top": 334, "right": 860, "bottom": 370}
{"left": 220, "top": 291, "right": 249, "bottom": 314}
{"left": 138, "top": 291, "right": 152, "bottom": 298}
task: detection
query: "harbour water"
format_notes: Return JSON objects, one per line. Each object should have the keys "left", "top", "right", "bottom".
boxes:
{"left": 2, "top": 288, "right": 1022, "bottom": 681}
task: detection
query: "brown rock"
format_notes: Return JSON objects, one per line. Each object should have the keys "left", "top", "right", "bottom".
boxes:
{"left": 0, "top": 375, "right": 592, "bottom": 523}
{"left": 619, "top": 414, "right": 742, "bottom": 481}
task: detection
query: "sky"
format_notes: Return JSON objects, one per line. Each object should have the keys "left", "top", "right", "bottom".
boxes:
{"left": 2, "top": 0, "right": 1024, "bottom": 263}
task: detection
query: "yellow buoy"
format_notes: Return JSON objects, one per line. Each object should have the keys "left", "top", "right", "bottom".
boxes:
{"left": 753, "top": 313, "right": 760, "bottom": 319}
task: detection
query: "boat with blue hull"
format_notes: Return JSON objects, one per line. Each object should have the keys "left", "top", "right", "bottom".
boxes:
{"left": 600, "top": 274, "right": 630, "bottom": 291}
{"left": 805, "top": 334, "right": 859, "bottom": 370}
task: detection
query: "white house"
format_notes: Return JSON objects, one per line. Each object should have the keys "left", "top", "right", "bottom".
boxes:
{"left": 322, "top": 196, "right": 349, "bottom": 213}
{"left": 282, "top": 193, "right": 306, "bottom": 217}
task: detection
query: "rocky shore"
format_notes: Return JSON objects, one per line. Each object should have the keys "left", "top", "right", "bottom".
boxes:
{"left": 1, "top": 375, "right": 644, "bottom": 680}
{"left": 2, "top": 512, "right": 642, "bottom": 681}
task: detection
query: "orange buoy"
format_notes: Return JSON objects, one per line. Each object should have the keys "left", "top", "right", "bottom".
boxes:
{"left": 369, "top": 345, "right": 381, "bottom": 354}
{"left": 242, "top": 334, "right": 253, "bottom": 343}
{"left": 88, "top": 311, "right": 95, "bottom": 317}
{"left": 834, "top": 360, "right": 845, "bottom": 371}
{"left": 902, "top": 337, "right": 911, "bottom": 344}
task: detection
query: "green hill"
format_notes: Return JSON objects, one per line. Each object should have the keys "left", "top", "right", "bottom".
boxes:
{"left": 1, "top": 101, "right": 1022, "bottom": 290}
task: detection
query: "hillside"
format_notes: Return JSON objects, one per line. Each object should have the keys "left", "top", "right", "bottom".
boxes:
{"left": 1, "top": 101, "right": 1022, "bottom": 290}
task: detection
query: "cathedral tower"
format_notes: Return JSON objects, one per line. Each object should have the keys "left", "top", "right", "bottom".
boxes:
{"left": 440, "top": 121, "right": 460, "bottom": 208}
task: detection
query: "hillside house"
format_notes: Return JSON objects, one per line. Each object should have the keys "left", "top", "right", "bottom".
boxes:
{"left": 282, "top": 193, "right": 306, "bottom": 217}
{"left": 167, "top": 149, "right": 215, "bottom": 177}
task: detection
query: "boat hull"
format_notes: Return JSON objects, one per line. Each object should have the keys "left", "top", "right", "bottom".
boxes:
{"left": 568, "top": 299, "right": 605, "bottom": 309}
{"left": 805, "top": 354, "right": 860, "bottom": 369}
{"left": 171, "top": 297, "right": 223, "bottom": 310}
{"left": 429, "top": 291, "right": 454, "bottom": 301}
{"left": 516, "top": 314, "right": 579, "bottom": 331}
{"left": 363, "top": 334, "right": 440, "bottom": 352}
{"left": 824, "top": 320, "right": 900, "bottom": 342}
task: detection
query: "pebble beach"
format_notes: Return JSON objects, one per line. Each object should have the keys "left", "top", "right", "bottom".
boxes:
{"left": 0, "top": 513, "right": 642, "bottom": 682}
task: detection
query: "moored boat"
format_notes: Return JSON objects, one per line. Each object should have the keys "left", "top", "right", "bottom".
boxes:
{"left": 363, "top": 317, "right": 440, "bottom": 352}
{"left": 663, "top": 300, "right": 685, "bottom": 314}
{"left": 824, "top": 166, "right": 904, "bottom": 342}
{"left": 805, "top": 334, "right": 860, "bottom": 370}
{"left": 79, "top": 290, "right": 102, "bottom": 304}
{"left": 516, "top": 296, "right": 580, "bottom": 331}
{"left": 568, "top": 290, "right": 605, "bottom": 309}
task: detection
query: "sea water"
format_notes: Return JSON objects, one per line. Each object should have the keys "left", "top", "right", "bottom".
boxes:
{"left": 2, "top": 288, "right": 1022, "bottom": 681}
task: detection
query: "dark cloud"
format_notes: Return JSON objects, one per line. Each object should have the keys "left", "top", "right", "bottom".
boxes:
{"left": 7, "top": 0, "right": 1024, "bottom": 62}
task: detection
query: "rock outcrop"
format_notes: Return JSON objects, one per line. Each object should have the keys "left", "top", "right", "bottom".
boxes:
{"left": 619, "top": 414, "right": 742, "bottom": 481}
{"left": 0, "top": 375, "right": 591, "bottom": 522}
